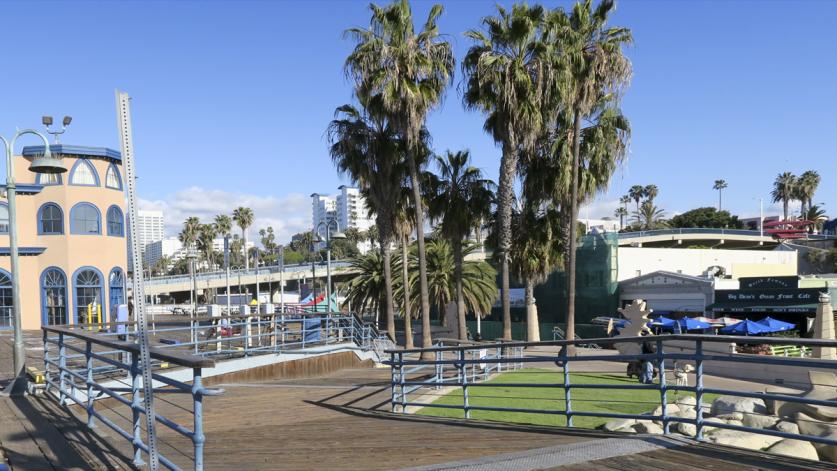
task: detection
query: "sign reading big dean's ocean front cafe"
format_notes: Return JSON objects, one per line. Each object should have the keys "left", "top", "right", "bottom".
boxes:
{"left": 711, "top": 276, "right": 831, "bottom": 314}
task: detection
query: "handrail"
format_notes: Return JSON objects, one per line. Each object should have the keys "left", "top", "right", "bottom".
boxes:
{"left": 617, "top": 227, "right": 837, "bottom": 240}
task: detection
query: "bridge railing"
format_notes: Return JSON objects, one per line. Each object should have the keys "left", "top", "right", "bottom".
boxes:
{"left": 142, "top": 261, "right": 353, "bottom": 286}
{"left": 617, "top": 227, "right": 836, "bottom": 240}
{"left": 42, "top": 325, "right": 223, "bottom": 471}
{"left": 386, "top": 334, "right": 837, "bottom": 449}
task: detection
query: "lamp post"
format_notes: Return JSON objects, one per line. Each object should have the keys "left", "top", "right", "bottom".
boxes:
{"left": 277, "top": 245, "right": 285, "bottom": 313}
{"left": 316, "top": 220, "right": 345, "bottom": 313}
{"left": 186, "top": 248, "right": 198, "bottom": 350}
{"left": 1, "top": 130, "right": 65, "bottom": 395}
{"left": 224, "top": 234, "right": 231, "bottom": 316}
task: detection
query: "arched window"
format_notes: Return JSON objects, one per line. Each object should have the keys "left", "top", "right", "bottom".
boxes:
{"left": 109, "top": 268, "right": 125, "bottom": 322}
{"left": 41, "top": 268, "right": 67, "bottom": 325}
{"left": 0, "top": 203, "right": 8, "bottom": 234}
{"left": 36, "top": 172, "right": 62, "bottom": 185}
{"left": 105, "top": 163, "right": 123, "bottom": 190}
{"left": 69, "top": 159, "right": 100, "bottom": 186}
{"left": 70, "top": 203, "right": 101, "bottom": 235}
{"left": 0, "top": 269, "right": 11, "bottom": 329}
{"left": 106, "top": 206, "right": 124, "bottom": 237}
{"left": 38, "top": 203, "right": 64, "bottom": 235}
{"left": 73, "top": 268, "right": 103, "bottom": 325}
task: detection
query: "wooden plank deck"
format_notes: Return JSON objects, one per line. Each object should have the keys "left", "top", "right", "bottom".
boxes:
{"left": 3, "top": 360, "right": 832, "bottom": 470}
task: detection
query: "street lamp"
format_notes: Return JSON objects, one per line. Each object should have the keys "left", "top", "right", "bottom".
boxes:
{"left": 1, "top": 130, "right": 65, "bottom": 395}
{"left": 315, "top": 220, "right": 345, "bottom": 313}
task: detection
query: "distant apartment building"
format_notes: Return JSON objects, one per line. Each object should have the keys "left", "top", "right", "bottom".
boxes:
{"left": 129, "top": 209, "right": 165, "bottom": 270}
{"left": 145, "top": 236, "right": 254, "bottom": 270}
{"left": 311, "top": 193, "right": 337, "bottom": 230}
{"left": 336, "top": 185, "right": 373, "bottom": 232}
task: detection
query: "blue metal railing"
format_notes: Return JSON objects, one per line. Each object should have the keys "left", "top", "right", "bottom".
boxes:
{"left": 142, "top": 261, "right": 353, "bottom": 287}
{"left": 386, "top": 334, "right": 837, "bottom": 449}
{"left": 42, "top": 325, "right": 223, "bottom": 471}
{"left": 617, "top": 228, "right": 836, "bottom": 240}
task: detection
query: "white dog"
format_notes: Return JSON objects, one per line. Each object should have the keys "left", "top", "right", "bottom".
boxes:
{"left": 673, "top": 363, "right": 695, "bottom": 387}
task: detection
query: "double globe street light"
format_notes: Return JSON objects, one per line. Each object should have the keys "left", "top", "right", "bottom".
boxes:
{"left": 314, "top": 220, "right": 345, "bottom": 313}
{"left": 1, "top": 129, "right": 66, "bottom": 396}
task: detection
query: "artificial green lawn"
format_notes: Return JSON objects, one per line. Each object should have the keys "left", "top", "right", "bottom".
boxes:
{"left": 416, "top": 368, "right": 719, "bottom": 430}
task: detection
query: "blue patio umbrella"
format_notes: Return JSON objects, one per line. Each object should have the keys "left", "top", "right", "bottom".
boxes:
{"left": 679, "top": 318, "right": 712, "bottom": 331}
{"left": 756, "top": 316, "right": 796, "bottom": 332}
{"left": 649, "top": 316, "right": 676, "bottom": 327}
{"left": 720, "top": 319, "right": 770, "bottom": 335}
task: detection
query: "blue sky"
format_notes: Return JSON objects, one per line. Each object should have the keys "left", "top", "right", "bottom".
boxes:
{"left": 1, "top": 0, "right": 835, "bottom": 242}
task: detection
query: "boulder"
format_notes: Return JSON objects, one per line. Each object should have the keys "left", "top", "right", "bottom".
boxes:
{"left": 767, "top": 439, "right": 819, "bottom": 461}
{"left": 711, "top": 396, "right": 767, "bottom": 417}
{"left": 675, "top": 395, "right": 697, "bottom": 409}
{"left": 796, "top": 412, "right": 837, "bottom": 463}
{"left": 724, "top": 419, "right": 744, "bottom": 428}
{"left": 676, "top": 421, "right": 696, "bottom": 437}
{"left": 652, "top": 403, "right": 680, "bottom": 417}
{"left": 714, "top": 412, "right": 744, "bottom": 421}
{"left": 602, "top": 418, "right": 637, "bottom": 432}
{"left": 633, "top": 421, "right": 664, "bottom": 434}
{"left": 705, "top": 429, "right": 783, "bottom": 451}
{"left": 774, "top": 421, "right": 799, "bottom": 435}
{"left": 676, "top": 408, "right": 697, "bottom": 420}
{"left": 742, "top": 413, "right": 780, "bottom": 430}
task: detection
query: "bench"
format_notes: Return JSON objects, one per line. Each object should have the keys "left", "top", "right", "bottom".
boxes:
{"left": 770, "top": 345, "right": 812, "bottom": 357}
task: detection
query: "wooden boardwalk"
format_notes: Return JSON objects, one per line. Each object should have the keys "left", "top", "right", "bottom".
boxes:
{"left": 2, "top": 362, "right": 833, "bottom": 470}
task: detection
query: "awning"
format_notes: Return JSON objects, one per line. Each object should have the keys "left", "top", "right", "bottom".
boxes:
{"left": 707, "top": 302, "right": 819, "bottom": 313}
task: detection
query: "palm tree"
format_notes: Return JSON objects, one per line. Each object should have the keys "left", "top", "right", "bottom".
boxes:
{"left": 328, "top": 97, "right": 405, "bottom": 342}
{"left": 643, "top": 184, "right": 659, "bottom": 203}
{"left": 614, "top": 206, "right": 628, "bottom": 230}
{"left": 428, "top": 150, "right": 495, "bottom": 341}
{"left": 634, "top": 201, "right": 666, "bottom": 230}
{"left": 628, "top": 185, "right": 645, "bottom": 221}
{"left": 393, "top": 187, "right": 416, "bottom": 348}
{"left": 797, "top": 170, "right": 821, "bottom": 215}
{"left": 511, "top": 205, "right": 563, "bottom": 342}
{"left": 398, "top": 239, "right": 497, "bottom": 331}
{"left": 463, "top": 4, "right": 550, "bottom": 340}
{"left": 345, "top": 0, "right": 454, "bottom": 351}
{"left": 215, "top": 214, "right": 232, "bottom": 237}
{"left": 178, "top": 217, "right": 201, "bottom": 251}
{"left": 196, "top": 223, "right": 218, "bottom": 269}
{"left": 713, "top": 179, "right": 728, "bottom": 211}
{"left": 232, "top": 207, "right": 254, "bottom": 269}
{"left": 771, "top": 172, "right": 797, "bottom": 221}
{"left": 547, "top": 0, "right": 631, "bottom": 347}
{"left": 619, "top": 195, "right": 631, "bottom": 211}
{"left": 343, "top": 250, "right": 386, "bottom": 319}
{"left": 803, "top": 204, "right": 827, "bottom": 232}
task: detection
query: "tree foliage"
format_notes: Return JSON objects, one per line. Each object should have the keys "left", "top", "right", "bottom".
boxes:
{"left": 669, "top": 207, "right": 743, "bottom": 229}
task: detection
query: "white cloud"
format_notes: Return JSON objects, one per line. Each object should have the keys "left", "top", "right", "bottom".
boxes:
{"left": 579, "top": 197, "right": 621, "bottom": 220}
{"left": 139, "top": 186, "right": 310, "bottom": 245}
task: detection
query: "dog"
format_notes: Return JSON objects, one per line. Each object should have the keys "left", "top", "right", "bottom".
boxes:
{"left": 673, "top": 362, "right": 695, "bottom": 387}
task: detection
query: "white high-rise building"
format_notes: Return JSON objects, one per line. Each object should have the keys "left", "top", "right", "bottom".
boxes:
{"left": 311, "top": 193, "right": 337, "bottom": 230}
{"left": 144, "top": 237, "right": 186, "bottom": 268}
{"left": 336, "top": 185, "right": 373, "bottom": 232}
{"left": 129, "top": 209, "right": 165, "bottom": 271}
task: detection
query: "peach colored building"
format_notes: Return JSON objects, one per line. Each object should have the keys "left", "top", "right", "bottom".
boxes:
{"left": 0, "top": 145, "right": 127, "bottom": 330}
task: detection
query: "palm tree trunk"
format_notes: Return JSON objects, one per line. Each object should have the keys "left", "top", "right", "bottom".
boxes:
{"left": 783, "top": 200, "right": 789, "bottom": 221}
{"left": 718, "top": 189, "right": 722, "bottom": 212}
{"left": 453, "top": 239, "right": 467, "bottom": 341}
{"left": 497, "top": 140, "right": 518, "bottom": 341}
{"left": 401, "top": 233, "right": 413, "bottom": 349}
{"left": 566, "top": 109, "right": 583, "bottom": 353}
{"left": 243, "top": 228, "right": 249, "bottom": 271}
{"left": 525, "top": 279, "right": 539, "bottom": 342}
{"left": 407, "top": 152, "right": 433, "bottom": 353}
{"left": 381, "top": 237, "right": 396, "bottom": 342}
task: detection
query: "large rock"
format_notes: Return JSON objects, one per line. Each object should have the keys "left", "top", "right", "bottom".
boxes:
{"left": 775, "top": 420, "right": 799, "bottom": 435}
{"left": 767, "top": 371, "right": 837, "bottom": 421}
{"left": 742, "top": 413, "right": 780, "bottom": 430}
{"left": 652, "top": 404, "right": 680, "bottom": 424}
{"left": 633, "top": 421, "right": 664, "bottom": 434}
{"left": 706, "top": 429, "right": 783, "bottom": 450}
{"left": 768, "top": 439, "right": 819, "bottom": 461}
{"left": 711, "top": 396, "right": 767, "bottom": 417}
{"left": 602, "top": 418, "right": 637, "bottom": 432}
{"left": 676, "top": 421, "right": 696, "bottom": 437}
{"left": 796, "top": 412, "right": 837, "bottom": 462}
{"left": 714, "top": 412, "right": 744, "bottom": 421}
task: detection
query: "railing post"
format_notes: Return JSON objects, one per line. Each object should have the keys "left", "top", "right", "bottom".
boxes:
{"left": 657, "top": 339, "right": 669, "bottom": 434}
{"left": 496, "top": 346, "right": 502, "bottom": 373}
{"left": 435, "top": 350, "right": 442, "bottom": 390}
{"left": 193, "top": 368, "right": 206, "bottom": 471}
{"left": 85, "top": 341, "right": 96, "bottom": 429}
{"left": 390, "top": 352, "right": 397, "bottom": 413}
{"left": 459, "top": 349, "right": 470, "bottom": 419}
{"left": 561, "top": 345, "right": 572, "bottom": 428}
{"left": 399, "top": 352, "right": 407, "bottom": 413}
{"left": 130, "top": 354, "right": 145, "bottom": 466}
{"left": 695, "top": 339, "right": 705, "bottom": 440}
{"left": 42, "top": 330, "right": 50, "bottom": 396}
{"left": 58, "top": 332, "right": 67, "bottom": 406}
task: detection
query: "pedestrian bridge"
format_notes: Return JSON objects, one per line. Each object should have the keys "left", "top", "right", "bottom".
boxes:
{"left": 616, "top": 228, "right": 836, "bottom": 248}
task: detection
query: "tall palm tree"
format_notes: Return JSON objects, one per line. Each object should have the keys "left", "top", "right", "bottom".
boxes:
{"left": 713, "top": 179, "right": 728, "bottom": 211}
{"left": 547, "top": 0, "right": 631, "bottom": 347}
{"left": 343, "top": 250, "right": 386, "bottom": 319}
{"left": 232, "top": 207, "right": 254, "bottom": 269}
{"left": 345, "top": 0, "right": 454, "bottom": 351}
{"left": 619, "top": 194, "right": 631, "bottom": 211}
{"left": 628, "top": 185, "right": 645, "bottom": 222}
{"left": 634, "top": 201, "right": 666, "bottom": 230}
{"left": 803, "top": 204, "right": 828, "bottom": 232}
{"left": 463, "top": 4, "right": 550, "bottom": 340}
{"left": 393, "top": 187, "right": 416, "bottom": 348}
{"left": 179, "top": 217, "right": 201, "bottom": 251}
{"left": 797, "top": 170, "right": 821, "bottom": 215}
{"left": 196, "top": 223, "right": 218, "bottom": 269}
{"left": 328, "top": 97, "right": 405, "bottom": 342}
{"left": 214, "top": 214, "right": 232, "bottom": 237}
{"left": 614, "top": 206, "right": 628, "bottom": 229}
{"left": 511, "top": 205, "right": 563, "bottom": 342}
{"left": 643, "top": 184, "right": 658, "bottom": 202}
{"left": 428, "top": 150, "right": 495, "bottom": 341}
{"left": 771, "top": 172, "right": 797, "bottom": 221}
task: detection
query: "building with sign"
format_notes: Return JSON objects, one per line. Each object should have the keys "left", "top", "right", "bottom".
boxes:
{"left": 618, "top": 271, "right": 715, "bottom": 315}
{"left": 0, "top": 145, "right": 128, "bottom": 330}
